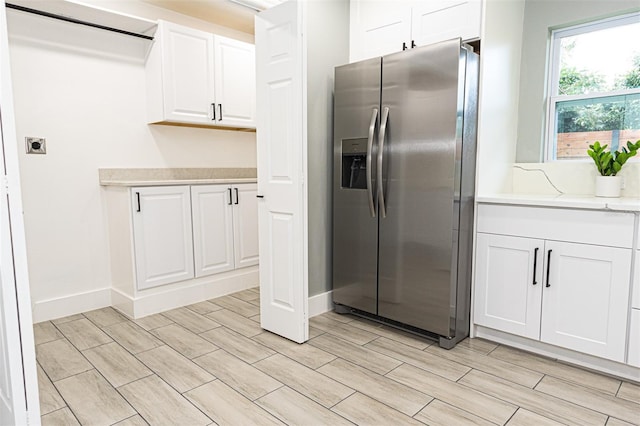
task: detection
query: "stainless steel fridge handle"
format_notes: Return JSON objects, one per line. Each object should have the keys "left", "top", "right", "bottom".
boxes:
{"left": 377, "top": 106, "right": 389, "bottom": 218}
{"left": 366, "top": 108, "right": 378, "bottom": 218}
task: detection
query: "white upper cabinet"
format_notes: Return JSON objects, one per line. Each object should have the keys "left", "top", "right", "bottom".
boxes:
{"left": 146, "top": 20, "right": 255, "bottom": 128}
{"left": 350, "top": 0, "right": 482, "bottom": 62}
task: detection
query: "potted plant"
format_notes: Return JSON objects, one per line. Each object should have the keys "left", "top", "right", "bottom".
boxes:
{"left": 587, "top": 140, "right": 640, "bottom": 197}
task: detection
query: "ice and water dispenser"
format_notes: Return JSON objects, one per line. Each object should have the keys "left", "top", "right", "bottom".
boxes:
{"left": 341, "top": 138, "right": 368, "bottom": 189}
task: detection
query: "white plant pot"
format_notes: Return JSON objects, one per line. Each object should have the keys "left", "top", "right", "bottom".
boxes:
{"left": 595, "top": 175, "right": 622, "bottom": 198}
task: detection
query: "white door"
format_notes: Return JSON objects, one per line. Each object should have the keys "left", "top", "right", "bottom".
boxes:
{"left": 232, "top": 184, "right": 259, "bottom": 268}
{"left": 132, "top": 186, "right": 195, "bottom": 290}
{"left": 214, "top": 36, "right": 256, "bottom": 128}
{"left": 540, "top": 241, "right": 632, "bottom": 362}
{"left": 411, "top": 0, "right": 482, "bottom": 47}
{"left": 474, "top": 233, "right": 544, "bottom": 339}
{"left": 161, "top": 21, "right": 215, "bottom": 124}
{"left": 349, "top": 0, "right": 412, "bottom": 62}
{"left": 256, "top": 0, "right": 308, "bottom": 343}
{"left": 0, "top": 3, "right": 39, "bottom": 422}
{"left": 191, "top": 185, "right": 235, "bottom": 277}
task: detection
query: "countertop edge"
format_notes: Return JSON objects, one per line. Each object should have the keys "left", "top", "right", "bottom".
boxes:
{"left": 100, "top": 178, "right": 258, "bottom": 187}
{"left": 476, "top": 194, "right": 640, "bottom": 212}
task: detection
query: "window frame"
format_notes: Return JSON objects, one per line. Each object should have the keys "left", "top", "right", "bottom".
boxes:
{"left": 544, "top": 12, "right": 640, "bottom": 162}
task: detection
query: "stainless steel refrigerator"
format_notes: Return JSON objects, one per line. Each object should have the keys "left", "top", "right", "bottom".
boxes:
{"left": 332, "top": 38, "right": 478, "bottom": 349}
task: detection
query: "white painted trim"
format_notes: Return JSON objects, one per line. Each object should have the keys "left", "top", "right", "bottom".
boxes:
{"left": 476, "top": 325, "right": 640, "bottom": 382}
{"left": 32, "top": 287, "right": 111, "bottom": 323}
{"left": 114, "top": 267, "right": 259, "bottom": 319}
{"left": 309, "top": 290, "right": 333, "bottom": 318}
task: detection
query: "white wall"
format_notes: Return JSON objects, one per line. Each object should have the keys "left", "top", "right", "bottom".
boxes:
{"left": 7, "top": 7, "right": 256, "bottom": 322}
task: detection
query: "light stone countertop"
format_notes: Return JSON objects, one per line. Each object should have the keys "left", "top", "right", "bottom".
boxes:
{"left": 477, "top": 193, "right": 640, "bottom": 212}
{"left": 99, "top": 168, "right": 257, "bottom": 186}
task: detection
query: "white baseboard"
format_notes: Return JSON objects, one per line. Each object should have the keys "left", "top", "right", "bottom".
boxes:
{"left": 32, "top": 287, "right": 111, "bottom": 323}
{"left": 113, "top": 268, "right": 259, "bottom": 319}
{"left": 309, "top": 290, "right": 333, "bottom": 318}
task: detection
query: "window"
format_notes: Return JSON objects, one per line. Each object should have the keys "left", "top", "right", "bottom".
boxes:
{"left": 546, "top": 13, "right": 640, "bottom": 161}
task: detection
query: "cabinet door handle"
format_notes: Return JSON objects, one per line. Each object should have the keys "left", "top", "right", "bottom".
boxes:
{"left": 218, "top": 104, "right": 223, "bottom": 121}
{"left": 228, "top": 188, "right": 232, "bottom": 205}
{"left": 234, "top": 188, "right": 239, "bottom": 204}
{"left": 211, "top": 103, "right": 216, "bottom": 121}
{"left": 256, "top": 195, "right": 264, "bottom": 198}
{"left": 402, "top": 42, "right": 407, "bottom": 51}
{"left": 135, "top": 192, "right": 141, "bottom": 212}
{"left": 546, "top": 249, "right": 552, "bottom": 287}
{"left": 532, "top": 247, "right": 539, "bottom": 285}
{"left": 411, "top": 40, "right": 416, "bottom": 48}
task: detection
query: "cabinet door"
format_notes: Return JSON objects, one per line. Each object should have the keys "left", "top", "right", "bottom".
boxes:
{"left": 540, "top": 241, "right": 632, "bottom": 362}
{"left": 161, "top": 22, "right": 215, "bottom": 124}
{"left": 213, "top": 36, "right": 256, "bottom": 128}
{"left": 232, "top": 184, "right": 259, "bottom": 268}
{"left": 349, "top": 0, "right": 412, "bottom": 62}
{"left": 132, "top": 186, "right": 194, "bottom": 290}
{"left": 628, "top": 309, "right": 640, "bottom": 367}
{"left": 411, "top": 0, "right": 482, "bottom": 47}
{"left": 474, "top": 233, "right": 544, "bottom": 339}
{"left": 191, "top": 185, "right": 235, "bottom": 277}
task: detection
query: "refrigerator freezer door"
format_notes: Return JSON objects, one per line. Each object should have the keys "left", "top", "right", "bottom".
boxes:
{"left": 333, "top": 58, "right": 382, "bottom": 315}
{"left": 377, "top": 39, "right": 463, "bottom": 336}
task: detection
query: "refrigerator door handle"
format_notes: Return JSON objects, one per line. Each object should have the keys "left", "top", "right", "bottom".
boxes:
{"left": 377, "top": 106, "right": 389, "bottom": 218}
{"left": 366, "top": 108, "right": 378, "bottom": 218}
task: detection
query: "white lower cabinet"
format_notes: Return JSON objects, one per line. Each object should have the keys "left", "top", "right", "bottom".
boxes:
{"left": 629, "top": 309, "right": 640, "bottom": 368}
{"left": 474, "top": 204, "right": 634, "bottom": 363}
{"left": 132, "top": 186, "right": 195, "bottom": 290}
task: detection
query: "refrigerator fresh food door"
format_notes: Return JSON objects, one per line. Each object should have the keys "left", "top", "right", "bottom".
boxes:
{"left": 333, "top": 57, "right": 382, "bottom": 315}
{"left": 377, "top": 39, "right": 463, "bottom": 336}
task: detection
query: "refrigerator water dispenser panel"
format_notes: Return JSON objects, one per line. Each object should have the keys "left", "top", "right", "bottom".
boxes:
{"left": 341, "top": 138, "right": 368, "bottom": 189}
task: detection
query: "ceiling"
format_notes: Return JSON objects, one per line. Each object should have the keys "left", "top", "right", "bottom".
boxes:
{"left": 142, "top": 0, "right": 258, "bottom": 34}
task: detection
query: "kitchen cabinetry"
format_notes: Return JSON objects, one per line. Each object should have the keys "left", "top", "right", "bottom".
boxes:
{"left": 474, "top": 204, "right": 634, "bottom": 363}
{"left": 146, "top": 20, "right": 255, "bottom": 128}
{"left": 629, "top": 253, "right": 640, "bottom": 367}
{"left": 349, "top": 0, "right": 482, "bottom": 62}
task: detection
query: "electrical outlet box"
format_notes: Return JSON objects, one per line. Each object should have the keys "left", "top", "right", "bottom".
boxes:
{"left": 26, "top": 137, "right": 46, "bottom": 154}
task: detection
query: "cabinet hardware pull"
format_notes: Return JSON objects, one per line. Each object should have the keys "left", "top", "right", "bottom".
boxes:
{"left": 411, "top": 40, "right": 416, "bottom": 48}
{"left": 532, "top": 247, "right": 539, "bottom": 285}
{"left": 218, "top": 104, "right": 223, "bottom": 121}
{"left": 256, "top": 195, "right": 264, "bottom": 198}
{"left": 234, "top": 188, "right": 239, "bottom": 204}
{"left": 546, "top": 249, "right": 552, "bottom": 287}
{"left": 228, "top": 188, "right": 232, "bottom": 205}
{"left": 136, "top": 192, "right": 141, "bottom": 212}
{"left": 402, "top": 42, "right": 407, "bottom": 51}
{"left": 211, "top": 103, "right": 216, "bottom": 121}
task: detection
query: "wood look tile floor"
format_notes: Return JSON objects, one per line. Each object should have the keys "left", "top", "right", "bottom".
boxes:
{"left": 35, "top": 288, "right": 640, "bottom": 426}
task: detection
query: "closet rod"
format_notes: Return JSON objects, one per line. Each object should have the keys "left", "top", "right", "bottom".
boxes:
{"left": 5, "top": 3, "right": 154, "bottom": 40}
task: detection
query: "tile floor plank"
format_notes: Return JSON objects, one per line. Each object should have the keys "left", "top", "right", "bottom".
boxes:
{"left": 257, "top": 386, "right": 353, "bottom": 425}
{"left": 606, "top": 417, "right": 636, "bottom": 426}
{"left": 52, "top": 314, "right": 85, "bottom": 325}
{"left": 185, "top": 380, "right": 283, "bottom": 425}
{"left": 161, "top": 307, "right": 221, "bottom": 334}
{"left": 213, "top": 295, "right": 260, "bottom": 317}
{"left": 206, "top": 309, "right": 263, "bottom": 337}
{"left": 37, "top": 365, "right": 66, "bottom": 415}
{"left": 119, "top": 375, "right": 211, "bottom": 426}
{"left": 252, "top": 331, "right": 336, "bottom": 370}
{"left": 455, "top": 337, "right": 499, "bottom": 355}
{"left": 309, "top": 334, "right": 402, "bottom": 375}
{"left": 133, "top": 313, "right": 173, "bottom": 331}
{"left": 414, "top": 399, "right": 495, "bottom": 426}
{"left": 365, "top": 337, "right": 470, "bottom": 381}
{"left": 112, "top": 415, "right": 149, "bottom": 426}
{"left": 617, "top": 381, "right": 640, "bottom": 405}
{"left": 102, "top": 322, "right": 162, "bottom": 354}
{"left": 33, "top": 321, "right": 64, "bottom": 346}
{"left": 347, "top": 317, "right": 432, "bottom": 350}
{"left": 255, "top": 354, "right": 355, "bottom": 408}
{"left": 506, "top": 408, "right": 567, "bottom": 426}
{"left": 535, "top": 375, "right": 640, "bottom": 424}
{"left": 332, "top": 392, "right": 424, "bottom": 425}
{"left": 150, "top": 324, "right": 218, "bottom": 359}
{"left": 310, "top": 315, "right": 379, "bottom": 345}
{"left": 41, "top": 407, "right": 80, "bottom": 426}
{"left": 54, "top": 369, "right": 136, "bottom": 425}
{"left": 82, "top": 342, "right": 152, "bottom": 388}
{"left": 200, "top": 327, "right": 275, "bottom": 364}
{"left": 135, "top": 346, "right": 215, "bottom": 393}
{"left": 36, "top": 339, "right": 93, "bottom": 382}
{"left": 386, "top": 363, "right": 517, "bottom": 424}
{"left": 193, "top": 349, "right": 282, "bottom": 401}
{"left": 459, "top": 369, "right": 608, "bottom": 426}
{"left": 490, "top": 345, "right": 621, "bottom": 395}
{"left": 56, "top": 318, "right": 112, "bottom": 351}
{"left": 83, "top": 307, "right": 128, "bottom": 328}
{"left": 185, "top": 300, "right": 223, "bottom": 315}
{"left": 318, "top": 358, "right": 432, "bottom": 417}
{"left": 425, "top": 343, "right": 544, "bottom": 388}
{"left": 231, "top": 289, "right": 261, "bottom": 302}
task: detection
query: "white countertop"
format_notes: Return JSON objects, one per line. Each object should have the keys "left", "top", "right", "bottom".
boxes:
{"left": 100, "top": 178, "right": 257, "bottom": 187}
{"left": 98, "top": 168, "right": 257, "bottom": 187}
{"left": 477, "top": 193, "right": 640, "bottom": 212}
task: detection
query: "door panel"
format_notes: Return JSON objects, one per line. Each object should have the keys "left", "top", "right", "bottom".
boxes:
{"left": 233, "top": 184, "right": 259, "bottom": 268}
{"left": 350, "top": 1, "right": 412, "bottom": 61}
{"left": 333, "top": 57, "right": 382, "bottom": 315}
{"left": 256, "top": 1, "right": 308, "bottom": 343}
{"left": 411, "top": 1, "right": 482, "bottom": 47}
{"left": 377, "top": 39, "right": 462, "bottom": 335}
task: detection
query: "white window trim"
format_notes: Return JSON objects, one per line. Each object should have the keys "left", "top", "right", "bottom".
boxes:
{"left": 544, "top": 12, "right": 640, "bottom": 162}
